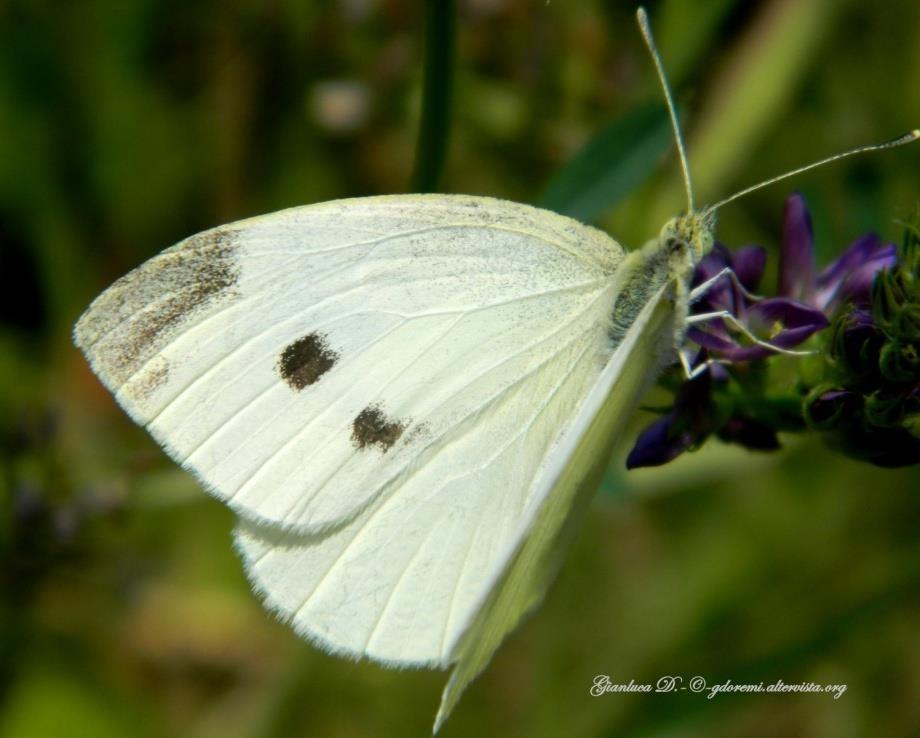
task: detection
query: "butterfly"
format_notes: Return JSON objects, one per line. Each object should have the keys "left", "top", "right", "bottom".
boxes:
{"left": 72, "top": 7, "right": 918, "bottom": 732}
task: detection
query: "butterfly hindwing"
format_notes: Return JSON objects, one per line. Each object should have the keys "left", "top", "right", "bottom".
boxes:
{"left": 75, "top": 195, "right": 625, "bottom": 534}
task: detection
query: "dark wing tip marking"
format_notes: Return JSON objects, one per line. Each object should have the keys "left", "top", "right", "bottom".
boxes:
{"left": 76, "top": 229, "right": 240, "bottom": 390}
{"left": 278, "top": 332, "right": 339, "bottom": 391}
{"left": 130, "top": 358, "right": 169, "bottom": 400}
{"left": 351, "top": 405, "right": 406, "bottom": 452}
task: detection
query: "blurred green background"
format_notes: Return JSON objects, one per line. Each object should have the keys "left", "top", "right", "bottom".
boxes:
{"left": 2, "top": 1, "right": 919, "bottom": 737}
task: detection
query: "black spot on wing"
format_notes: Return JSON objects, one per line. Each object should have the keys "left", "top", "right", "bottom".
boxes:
{"left": 351, "top": 405, "right": 406, "bottom": 452}
{"left": 278, "top": 332, "right": 339, "bottom": 390}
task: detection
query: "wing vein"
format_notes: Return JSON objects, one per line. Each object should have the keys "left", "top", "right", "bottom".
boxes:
{"left": 176, "top": 314, "right": 411, "bottom": 462}
{"left": 288, "top": 323, "right": 597, "bottom": 616}
{"left": 228, "top": 313, "right": 466, "bottom": 515}
{"left": 275, "top": 288, "right": 610, "bottom": 526}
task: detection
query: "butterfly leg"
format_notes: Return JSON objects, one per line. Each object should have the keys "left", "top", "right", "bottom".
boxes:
{"left": 686, "top": 310, "right": 816, "bottom": 357}
{"left": 689, "top": 267, "right": 762, "bottom": 304}
{"left": 678, "top": 348, "right": 733, "bottom": 380}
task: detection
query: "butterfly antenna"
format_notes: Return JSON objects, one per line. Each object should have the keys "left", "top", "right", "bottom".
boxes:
{"left": 637, "top": 7, "right": 695, "bottom": 213}
{"left": 709, "top": 129, "right": 920, "bottom": 212}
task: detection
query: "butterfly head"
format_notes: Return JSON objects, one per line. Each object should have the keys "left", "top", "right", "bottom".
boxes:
{"left": 657, "top": 210, "right": 715, "bottom": 273}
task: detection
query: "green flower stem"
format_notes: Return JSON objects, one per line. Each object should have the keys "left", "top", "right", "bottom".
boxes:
{"left": 410, "top": 0, "right": 456, "bottom": 193}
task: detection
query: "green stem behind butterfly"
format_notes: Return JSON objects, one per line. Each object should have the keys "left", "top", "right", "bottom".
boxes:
{"left": 410, "top": 0, "right": 456, "bottom": 194}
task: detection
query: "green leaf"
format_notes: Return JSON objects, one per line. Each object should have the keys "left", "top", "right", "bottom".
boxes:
{"left": 537, "top": 103, "right": 671, "bottom": 223}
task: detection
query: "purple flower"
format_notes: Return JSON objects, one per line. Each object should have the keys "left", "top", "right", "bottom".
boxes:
{"left": 778, "top": 193, "right": 816, "bottom": 302}
{"left": 625, "top": 352, "right": 781, "bottom": 469}
{"left": 782, "top": 193, "right": 897, "bottom": 311}
{"left": 627, "top": 193, "right": 900, "bottom": 469}
{"left": 626, "top": 369, "right": 713, "bottom": 469}
{"left": 687, "top": 235, "right": 828, "bottom": 364}
{"left": 806, "top": 389, "right": 861, "bottom": 428}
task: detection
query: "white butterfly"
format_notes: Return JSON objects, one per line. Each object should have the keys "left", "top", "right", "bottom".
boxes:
{"left": 72, "top": 8, "right": 918, "bottom": 732}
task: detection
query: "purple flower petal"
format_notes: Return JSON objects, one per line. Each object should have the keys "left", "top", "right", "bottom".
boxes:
{"left": 747, "top": 297, "right": 829, "bottom": 330}
{"left": 705, "top": 326, "right": 818, "bottom": 361}
{"left": 625, "top": 412, "right": 694, "bottom": 469}
{"left": 837, "top": 246, "right": 897, "bottom": 305}
{"left": 626, "top": 373, "right": 713, "bottom": 469}
{"left": 837, "top": 308, "right": 883, "bottom": 373}
{"left": 813, "top": 234, "right": 894, "bottom": 309}
{"left": 844, "top": 307, "right": 875, "bottom": 329}
{"left": 725, "top": 245, "right": 765, "bottom": 319}
{"left": 688, "top": 298, "right": 828, "bottom": 361}
{"left": 693, "top": 243, "right": 731, "bottom": 281}
{"left": 840, "top": 312, "right": 878, "bottom": 354}
{"left": 687, "top": 326, "right": 737, "bottom": 353}
{"left": 765, "top": 323, "right": 827, "bottom": 349}
{"left": 817, "top": 389, "right": 852, "bottom": 402}
{"left": 707, "top": 343, "right": 775, "bottom": 362}
{"left": 746, "top": 299, "right": 828, "bottom": 354}
{"left": 693, "top": 242, "right": 735, "bottom": 311}
{"left": 816, "top": 233, "right": 881, "bottom": 287}
{"left": 807, "top": 389, "right": 860, "bottom": 426}
{"left": 779, "top": 193, "right": 816, "bottom": 301}
{"left": 732, "top": 245, "right": 767, "bottom": 291}
{"left": 709, "top": 362, "right": 731, "bottom": 382}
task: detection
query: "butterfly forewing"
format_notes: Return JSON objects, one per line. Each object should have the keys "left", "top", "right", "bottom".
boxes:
{"left": 75, "top": 195, "right": 625, "bottom": 534}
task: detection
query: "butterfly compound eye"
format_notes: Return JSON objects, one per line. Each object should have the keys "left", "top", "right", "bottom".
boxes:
{"left": 666, "top": 236, "right": 686, "bottom": 255}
